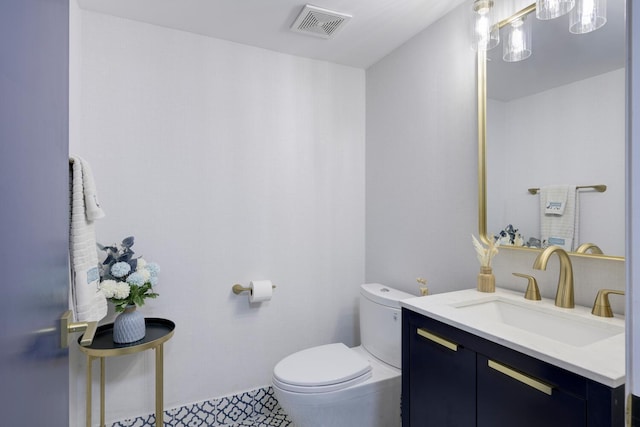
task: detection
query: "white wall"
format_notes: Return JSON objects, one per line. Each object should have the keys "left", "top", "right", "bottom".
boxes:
{"left": 69, "top": 7, "right": 365, "bottom": 425}
{"left": 487, "top": 69, "right": 626, "bottom": 256}
{"left": 365, "top": 2, "right": 480, "bottom": 294}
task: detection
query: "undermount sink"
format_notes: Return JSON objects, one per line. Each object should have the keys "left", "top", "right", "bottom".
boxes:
{"left": 451, "top": 297, "right": 624, "bottom": 347}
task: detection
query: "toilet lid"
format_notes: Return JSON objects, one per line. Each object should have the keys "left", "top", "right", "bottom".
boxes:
{"left": 273, "top": 343, "right": 372, "bottom": 393}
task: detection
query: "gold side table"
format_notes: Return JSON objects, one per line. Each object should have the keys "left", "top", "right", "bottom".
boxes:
{"left": 77, "top": 318, "right": 175, "bottom": 427}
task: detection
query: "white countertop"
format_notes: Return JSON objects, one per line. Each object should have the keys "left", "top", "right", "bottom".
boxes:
{"left": 400, "top": 287, "right": 625, "bottom": 388}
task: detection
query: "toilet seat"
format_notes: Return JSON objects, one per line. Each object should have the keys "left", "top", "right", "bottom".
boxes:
{"left": 273, "top": 343, "right": 372, "bottom": 393}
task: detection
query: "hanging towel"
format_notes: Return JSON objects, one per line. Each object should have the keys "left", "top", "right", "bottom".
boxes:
{"left": 540, "top": 185, "right": 579, "bottom": 252}
{"left": 69, "top": 156, "right": 107, "bottom": 322}
{"left": 543, "top": 185, "right": 568, "bottom": 215}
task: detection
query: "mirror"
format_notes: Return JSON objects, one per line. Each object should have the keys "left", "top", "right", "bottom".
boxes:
{"left": 478, "top": 0, "right": 626, "bottom": 259}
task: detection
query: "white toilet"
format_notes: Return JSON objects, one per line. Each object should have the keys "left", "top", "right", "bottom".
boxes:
{"left": 272, "top": 283, "right": 414, "bottom": 427}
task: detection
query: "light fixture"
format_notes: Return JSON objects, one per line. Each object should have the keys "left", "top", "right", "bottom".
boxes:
{"left": 536, "top": 0, "right": 575, "bottom": 20}
{"left": 503, "top": 16, "right": 532, "bottom": 62}
{"left": 471, "top": 0, "right": 606, "bottom": 64}
{"left": 569, "top": 0, "right": 607, "bottom": 34}
{"left": 471, "top": 0, "right": 499, "bottom": 51}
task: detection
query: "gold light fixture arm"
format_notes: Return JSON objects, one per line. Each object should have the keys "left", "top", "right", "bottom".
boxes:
{"left": 60, "top": 310, "right": 98, "bottom": 348}
{"left": 496, "top": 3, "right": 537, "bottom": 30}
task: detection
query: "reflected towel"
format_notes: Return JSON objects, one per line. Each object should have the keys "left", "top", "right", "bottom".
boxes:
{"left": 69, "top": 156, "right": 107, "bottom": 322}
{"left": 540, "top": 185, "right": 579, "bottom": 251}
{"left": 543, "top": 185, "right": 568, "bottom": 215}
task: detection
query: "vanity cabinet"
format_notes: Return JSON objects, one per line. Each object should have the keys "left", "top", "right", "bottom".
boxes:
{"left": 402, "top": 309, "right": 624, "bottom": 427}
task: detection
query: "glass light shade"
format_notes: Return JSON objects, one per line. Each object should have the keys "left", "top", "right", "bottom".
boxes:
{"left": 536, "top": 0, "right": 575, "bottom": 20}
{"left": 569, "top": 0, "right": 607, "bottom": 34}
{"left": 503, "top": 17, "right": 532, "bottom": 62}
{"left": 471, "top": 0, "right": 499, "bottom": 51}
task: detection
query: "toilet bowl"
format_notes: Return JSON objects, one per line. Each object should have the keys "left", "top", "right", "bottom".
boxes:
{"left": 272, "top": 283, "right": 413, "bottom": 427}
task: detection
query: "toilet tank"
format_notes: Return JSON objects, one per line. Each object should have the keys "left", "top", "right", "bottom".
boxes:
{"left": 359, "top": 283, "right": 414, "bottom": 369}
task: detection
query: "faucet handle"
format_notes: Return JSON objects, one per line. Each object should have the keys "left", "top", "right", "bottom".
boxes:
{"left": 512, "top": 273, "right": 541, "bottom": 301}
{"left": 591, "top": 289, "right": 625, "bottom": 317}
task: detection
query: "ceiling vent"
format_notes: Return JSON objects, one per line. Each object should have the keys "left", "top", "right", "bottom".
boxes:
{"left": 290, "top": 5, "right": 352, "bottom": 39}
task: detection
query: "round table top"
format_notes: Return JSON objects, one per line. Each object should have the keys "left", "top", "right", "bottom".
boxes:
{"left": 77, "top": 318, "right": 175, "bottom": 357}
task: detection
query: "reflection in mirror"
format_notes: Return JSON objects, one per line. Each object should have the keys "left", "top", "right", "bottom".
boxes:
{"left": 479, "top": 0, "right": 626, "bottom": 258}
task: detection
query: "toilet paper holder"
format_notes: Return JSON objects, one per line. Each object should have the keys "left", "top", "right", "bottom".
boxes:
{"left": 232, "top": 282, "right": 277, "bottom": 295}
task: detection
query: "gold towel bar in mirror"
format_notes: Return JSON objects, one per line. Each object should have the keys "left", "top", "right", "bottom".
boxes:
{"left": 527, "top": 184, "right": 607, "bottom": 195}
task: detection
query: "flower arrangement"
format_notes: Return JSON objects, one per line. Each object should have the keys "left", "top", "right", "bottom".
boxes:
{"left": 97, "top": 236, "right": 159, "bottom": 312}
{"left": 472, "top": 234, "right": 499, "bottom": 267}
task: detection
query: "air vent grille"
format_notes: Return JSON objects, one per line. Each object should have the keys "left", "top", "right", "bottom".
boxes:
{"left": 291, "top": 5, "right": 351, "bottom": 39}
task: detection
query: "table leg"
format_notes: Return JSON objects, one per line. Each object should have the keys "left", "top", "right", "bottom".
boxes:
{"left": 100, "top": 357, "right": 106, "bottom": 427}
{"left": 86, "top": 355, "right": 93, "bottom": 427}
{"left": 155, "top": 344, "right": 164, "bottom": 426}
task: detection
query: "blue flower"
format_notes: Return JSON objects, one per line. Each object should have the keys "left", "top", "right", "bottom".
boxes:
{"left": 149, "top": 276, "right": 158, "bottom": 287}
{"left": 111, "top": 262, "right": 131, "bottom": 278}
{"left": 146, "top": 262, "right": 160, "bottom": 277}
{"left": 126, "top": 271, "right": 146, "bottom": 286}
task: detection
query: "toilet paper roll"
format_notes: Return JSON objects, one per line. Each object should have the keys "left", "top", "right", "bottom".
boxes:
{"left": 249, "top": 280, "right": 273, "bottom": 303}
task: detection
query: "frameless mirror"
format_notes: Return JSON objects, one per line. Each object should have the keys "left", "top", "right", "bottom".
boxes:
{"left": 478, "top": 0, "right": 626, "bottom": 259}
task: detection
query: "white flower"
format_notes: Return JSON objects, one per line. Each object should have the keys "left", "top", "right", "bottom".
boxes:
{"left": 113, "top": 282, "right": 131, "bottom": 299}
{"left": 99, "top": 280, "right": 131, "bottom": 300}
{"left": 136, "top": 258, "right": 147, "bottom": 269}
{"left": 138, "top": 268, "right": 151, "bottom": 282}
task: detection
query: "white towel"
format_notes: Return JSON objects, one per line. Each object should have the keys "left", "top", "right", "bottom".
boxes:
{"left": 543, "top": 185, "right": 568, "bottom": 215}
{"left": 69, "top": 156, "right": 107, "bottom": 322}
{"left": 540, "top": 185, "right": 579, "bottom": 251}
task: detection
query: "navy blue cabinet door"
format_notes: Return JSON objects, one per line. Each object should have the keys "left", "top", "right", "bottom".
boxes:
{"left": 403, "top": 312, "right": 476, "bottom": 427}
{"left": 476, "top": 354, "right": 586, "bottom": 427}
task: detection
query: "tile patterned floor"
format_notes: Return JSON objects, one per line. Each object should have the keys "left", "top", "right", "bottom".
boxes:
{"left": 226, "top": 408, "right": 293, "bottom": 427}
{"left": 110, "top": 386, "right": 293, "bottom": 427}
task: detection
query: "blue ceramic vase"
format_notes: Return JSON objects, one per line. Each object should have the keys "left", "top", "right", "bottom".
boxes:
{"left": 113, "top": 305, "right": 145, "bottom": 344}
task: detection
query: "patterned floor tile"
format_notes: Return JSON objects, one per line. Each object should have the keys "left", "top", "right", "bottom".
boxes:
{"left": 109, "top": 386, "right": 293, "bottom": 427}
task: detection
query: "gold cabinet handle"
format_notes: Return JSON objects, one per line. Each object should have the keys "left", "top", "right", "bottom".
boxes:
{"left": 416, "top": 328, "right": 458, "bottom": 352}
{"left": 488, "top": 360, "right": 553, "bottom": 395}
{"left": 60, "top": 310, "right": 98, "bottom": 348}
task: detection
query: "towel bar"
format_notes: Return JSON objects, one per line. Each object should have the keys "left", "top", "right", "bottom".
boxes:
{"left": 527, "top": 184, "right": 606, "bottom": 195}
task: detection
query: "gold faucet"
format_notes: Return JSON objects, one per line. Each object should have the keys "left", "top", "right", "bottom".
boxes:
{"left": 512, "top": 273, "right": 541, "bottom": 301}
{"left": 532, "top": 246, "right": 574, "bottom": 308}
{"left": 576, "top": 243, "right": 603, "bottom": 255}
{"left": 591, "top": 289, "right": 625, "bottom": 317}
